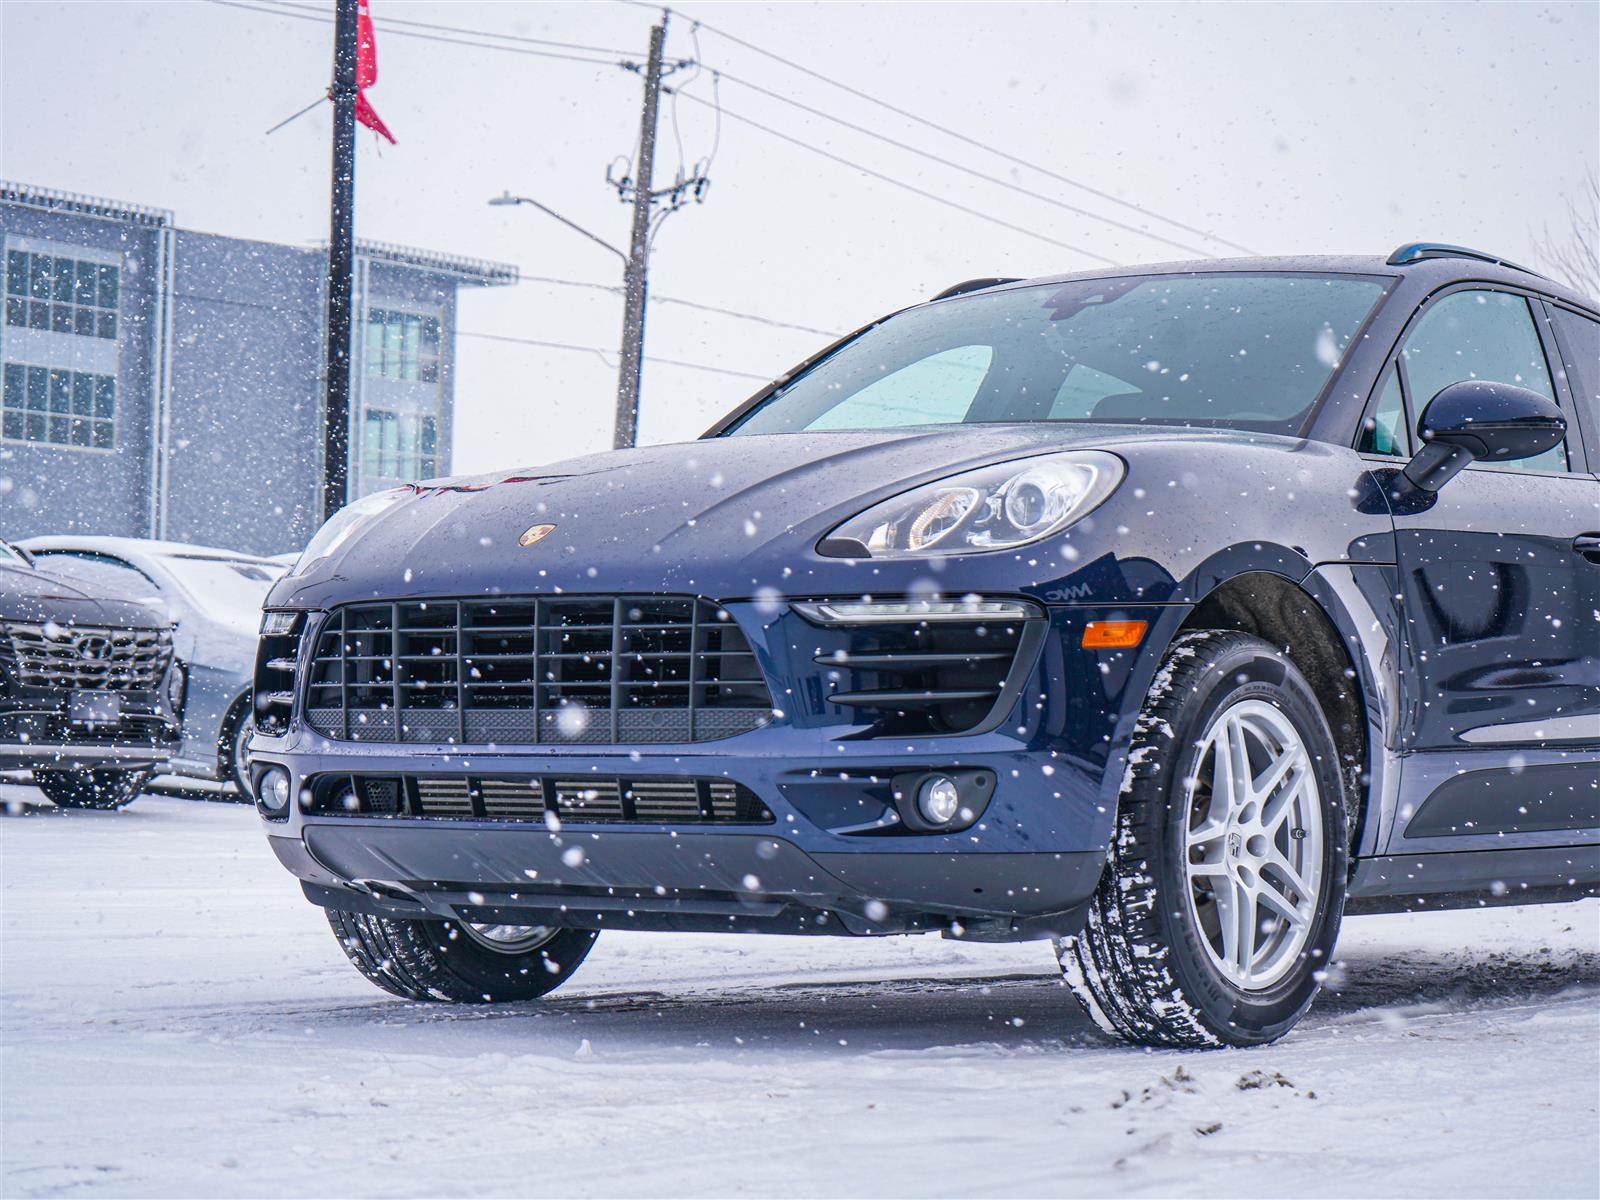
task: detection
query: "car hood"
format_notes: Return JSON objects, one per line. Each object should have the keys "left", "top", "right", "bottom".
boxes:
{"left": 0, "top": 563, "right": 169, "bottom": 628}
{"left": 271, "top": 423, "right": 1299, "bottom": 607}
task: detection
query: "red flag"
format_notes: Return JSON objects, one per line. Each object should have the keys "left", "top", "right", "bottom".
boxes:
{"left": 356, "top": 0, "right": 379, "bottom": 88}
{"left": 354, "top": 0, "right": 395, "bottom": 143}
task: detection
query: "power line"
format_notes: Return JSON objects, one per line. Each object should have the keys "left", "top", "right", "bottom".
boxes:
{"left": 213, "top": 2, "right": 1137, "bottom": 280}
{"left": 708, "top": 69, "right": 1216, "bottom": 260}
{"left": 220, "top": 0, "right": 1214, "bottom": 262}
{"left": 514, "top": 272, "right": 841, "bottom": 336}
{"left": 210, "top": 0, "right": 630, "bottom": 68}
{"left": 645, "top": 1, "right": 1257, "bottom": 255}
{"left": 651, "top": 291, "right": 840, "bottom": 336}
{"left": 265, "top": 0, "right": 639, "bottom": 59}
{"left": 104, "top": 281, "right": 781, "bottom": 376}
{"left": 671, "top": 91, "right": 1117, "bottom": 265}
{"left": 455, "top": 327, "right": 769, "bottom": 380}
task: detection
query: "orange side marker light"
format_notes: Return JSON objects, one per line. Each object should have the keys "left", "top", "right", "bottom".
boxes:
{"left": 1082, "top": 620, "right": 1147, "bottom": 649}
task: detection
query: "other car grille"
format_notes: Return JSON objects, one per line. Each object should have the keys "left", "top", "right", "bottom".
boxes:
{"left": 302, "top": 596, "right": 772, "bottom": 745}
{"left": 309, "top": 773, "right": 773, "bottom": 824}
{"left": 0, "top": 623, "right": 171, "bottom": 691}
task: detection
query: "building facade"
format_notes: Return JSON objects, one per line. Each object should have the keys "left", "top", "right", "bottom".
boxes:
{"left": 0, "top": 181, "right": 515, "bottom": 556}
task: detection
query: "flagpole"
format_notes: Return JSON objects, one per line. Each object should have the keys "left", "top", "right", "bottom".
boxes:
{"left": 322, "top": 0, "right": 360, "bottom": 522}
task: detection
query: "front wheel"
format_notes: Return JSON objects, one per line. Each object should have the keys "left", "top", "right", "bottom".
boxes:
{"left": 326, "top": 909, "right": 598, "bottom": 1002}
{"left": 220, "top": 703, "right": 254, "bottom": 798}
{"left": 1057, "top": 629, "right": 1348, "bottom": 1048}
{"left": 34, "top": 766, "right": 152, "bottom": 810}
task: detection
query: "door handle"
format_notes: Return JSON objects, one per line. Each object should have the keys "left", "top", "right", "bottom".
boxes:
{"left": 1575, "top": 534, "right": 1600, "bottom": 564}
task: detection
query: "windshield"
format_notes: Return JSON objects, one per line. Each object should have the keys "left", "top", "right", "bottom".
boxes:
{"left": 724, "top": 273, "right": 1388, "bottom": 437}
{"left": 0, "top": 542, "right": 27, "bottom": 567}
{"left": 161, "top": 555, "right": 283, "bottom": 633}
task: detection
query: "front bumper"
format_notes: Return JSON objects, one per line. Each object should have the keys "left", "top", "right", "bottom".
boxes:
{"left": 253, "top": 599, "right": 1182, "bottom": 939}
{"left": 0, "top": 694, "right": 182, "bottom": 771}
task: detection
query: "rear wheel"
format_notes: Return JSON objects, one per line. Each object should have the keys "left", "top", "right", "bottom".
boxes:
{"left": 34, "top": 767, "right": 152, "bottom": 810}
{"left": 325, "top": 909, "right": 598, "bottom": 1002}
{"left": 1057, "top": 630, "right": 1348, "bottom": 1048}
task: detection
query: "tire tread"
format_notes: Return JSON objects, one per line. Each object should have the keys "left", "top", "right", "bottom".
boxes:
{"left": 1058, "top": 630, "right": 1295, "bottom": 1048}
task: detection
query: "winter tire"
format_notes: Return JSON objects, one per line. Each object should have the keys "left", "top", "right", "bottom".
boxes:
{"left": 1057, "top": 629, "right": 1348, "bottom": 1048}
{"left": 325, "top": 909, "right": 598, "bottom": 1003}
{"left": 220, "top": 702, "right": 254, "bottom": 798}
{"left": 34, "top": 767, "right": 152, "bottom": 810}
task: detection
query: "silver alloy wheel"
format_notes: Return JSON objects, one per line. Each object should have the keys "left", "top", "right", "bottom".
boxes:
{"left": 458, "top": 921, "right": 559, "bottom": 955}
{"left": 1182, "top": 698, "right": 1324, "bottom": 991}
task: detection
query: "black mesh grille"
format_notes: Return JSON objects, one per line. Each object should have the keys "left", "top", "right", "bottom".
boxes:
{"left": 310, "top": 773, "right": 772, "bottom": 824}
{"left": 302, "top": 596, "right": 771, "bottom": 745}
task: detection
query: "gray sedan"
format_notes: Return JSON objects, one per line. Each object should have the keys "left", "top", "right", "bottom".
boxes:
{"left": 21, "top": 537, "right": 283, "bottom": 794}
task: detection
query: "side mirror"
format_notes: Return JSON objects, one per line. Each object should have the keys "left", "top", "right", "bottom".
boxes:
{"left": 1402, "top": 380, "right": 1566, "bottom": 492}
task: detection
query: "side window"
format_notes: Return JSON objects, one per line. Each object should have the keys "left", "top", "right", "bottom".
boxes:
{"left": 1400, "top": 289, "right": 1566, "bottom": 472}
{"left": 1357, "top": 366, "right": 1409, "bottom": 456}
{"left": 1548, "top": 307, "right": 1600, "bottom": 455}
{"left": 802, "top": 344, "right": 992, "bottom": 431}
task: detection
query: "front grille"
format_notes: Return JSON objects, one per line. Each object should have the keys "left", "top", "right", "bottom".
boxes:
{"left": 809, "top": 607, "right": 1046, "bottom": 737}
{"left": 1, "top": 622, "right": 171, "bottom": 691}
{"left": 302, "top": 596, "right": 771, "bottom": 745}
{"left": 312, "top": 773, "right": 772, "bottom": 824}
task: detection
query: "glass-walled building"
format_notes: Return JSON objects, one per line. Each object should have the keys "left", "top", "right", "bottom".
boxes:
{"left": 0, "top": 182, "right": 515, "bottom": 555}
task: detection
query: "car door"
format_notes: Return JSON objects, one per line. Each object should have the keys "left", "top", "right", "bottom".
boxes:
{"left": 1375, "top": 285, "right": 1600, "bottom": 854}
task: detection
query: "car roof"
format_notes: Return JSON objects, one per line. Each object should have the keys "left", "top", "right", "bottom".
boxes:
{"left": 952, "top": 252, "right": 1598, "bottom": 314}
{"left": 19, "top": 535, "right": 280, "bottom": 567}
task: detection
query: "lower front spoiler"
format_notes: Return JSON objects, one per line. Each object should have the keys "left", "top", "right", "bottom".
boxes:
{"left": 270, "top": 821, "right": 1104, "bottom": 942}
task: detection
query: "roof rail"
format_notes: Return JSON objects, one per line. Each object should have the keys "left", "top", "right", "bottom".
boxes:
{"left": 931, "top": 277, "right": 1020, "bottom": 301}
{"left": 1386, "top": 242, "right": 1548, "bottom": 279}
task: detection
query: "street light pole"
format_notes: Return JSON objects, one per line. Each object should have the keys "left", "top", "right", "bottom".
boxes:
{"left": 612, "top": 21, "right": 665, "bottom": 450}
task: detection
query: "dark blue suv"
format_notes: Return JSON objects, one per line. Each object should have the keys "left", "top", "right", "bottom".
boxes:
{"left": 253, "top": 245, "right": 1600, "bottom": 1047}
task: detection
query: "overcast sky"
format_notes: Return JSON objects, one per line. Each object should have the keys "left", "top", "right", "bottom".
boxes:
{"left": 3, "top": 0, "right": 1596, "bottom": 476}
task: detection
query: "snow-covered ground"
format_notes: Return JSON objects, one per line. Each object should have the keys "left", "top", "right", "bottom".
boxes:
{"left": 2, "top": 787, "right": 1596, "bottom": 1200}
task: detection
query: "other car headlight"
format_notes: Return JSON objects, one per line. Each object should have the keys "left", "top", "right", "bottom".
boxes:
{"left": 822, "top": 450, "right": 1123, "bottom": 558}
{"left": 287, "top": 488, "right": 412, "bottom": 577}
{"left": 165, "top": 660, "right": 187, "bottom": 716}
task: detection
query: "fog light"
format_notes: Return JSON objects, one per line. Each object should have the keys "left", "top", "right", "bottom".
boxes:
{"left": 918, "top": 775, "right": 963, "bottom": 826}
{"left": 257, "top": 766, "right": 291, "bottom": 816}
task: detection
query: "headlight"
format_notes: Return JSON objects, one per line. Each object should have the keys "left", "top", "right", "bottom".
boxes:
{"left": 822, "top": 450, "right": 1123, "bottom": 559}
{"left": 287, "top": 488, "right": 411, "bottom": 577}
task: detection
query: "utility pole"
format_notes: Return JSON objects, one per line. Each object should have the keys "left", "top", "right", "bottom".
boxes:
{"left": 612, "top": 20, "right": 666, "bottom": 450}
{"left": 490, "top": 17, "right": 706, "bottom": 449}
{"left": 321, "top": 0, "right": 360, "bottom": 521}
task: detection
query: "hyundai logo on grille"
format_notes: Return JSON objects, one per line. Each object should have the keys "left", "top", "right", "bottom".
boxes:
{"left": 77, "top": 635, "right": 114, "bottom": 661}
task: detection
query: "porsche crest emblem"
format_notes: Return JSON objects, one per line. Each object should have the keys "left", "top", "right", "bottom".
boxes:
{"left": 518, "top": 523, "right": 557, "bottom": 548}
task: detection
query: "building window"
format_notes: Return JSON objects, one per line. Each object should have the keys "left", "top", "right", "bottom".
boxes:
{"left": 366, "top": 308, "right": 440, "bottom": 382}
{"left": 362, "top": 409, "right": 437, "bottom": 481}
{"left": 4, "top": 249, "right": 118, "bottom": 340}
{"left": 2, "top": 362, "right": 115, "bottom": 449}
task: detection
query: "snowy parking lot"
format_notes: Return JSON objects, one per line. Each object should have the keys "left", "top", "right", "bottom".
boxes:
{"left": 2, "top": 786, "right": 1596, "bottom": 1199}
